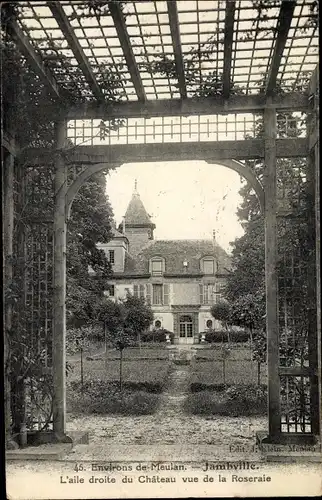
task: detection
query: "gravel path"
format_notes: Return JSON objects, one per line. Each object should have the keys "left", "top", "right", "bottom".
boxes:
{"left": 65, "top": 360, "right": 267, "bottom": 458}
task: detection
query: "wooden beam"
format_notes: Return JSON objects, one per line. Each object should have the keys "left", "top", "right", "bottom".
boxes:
{"left": 223, "top": 0, "right": 236, "bottom": 99}
{"left": 52, "top": 120, "right": 68, "bottom": 436}
{"left": 108, "top": 1, "right": 146, "bottom": 102}
{"left": 2, "top": 131, "right": 19, "bottom": 157}
{"left": 24, "top": 137, "right": 308, "bottom": 166}
{"left": 265, "top": 0, "right": 296, "bottom": 95}
{"left": 66, "top": 92, "right": 308, "bottom": 119}
{"left": 167, "top": 1, "right": 187, "bottom": 98}
{"left": 8, "top": 19, "right": 61, "bottom": 99}
{"left": 48, "top": 2, "right": 105, "bottom": 103}
{"left": 264, "top": 105, "right": 280, "bottom": 440}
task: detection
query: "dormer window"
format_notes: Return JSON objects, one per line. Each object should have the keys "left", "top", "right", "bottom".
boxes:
{"left": 150, "top": 257, "right": 165, "bottom": 276}
{"left": 201, "top": 257, "right": 216, "bottom": 275}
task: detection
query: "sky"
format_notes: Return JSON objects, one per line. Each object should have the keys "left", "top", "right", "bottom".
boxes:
{"left": 105, "top": 161, "right": 245, "bottom": 253}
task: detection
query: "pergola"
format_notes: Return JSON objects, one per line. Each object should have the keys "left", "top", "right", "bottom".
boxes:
{"left": 2, "top": 1, "right": 320, "bottom": 448}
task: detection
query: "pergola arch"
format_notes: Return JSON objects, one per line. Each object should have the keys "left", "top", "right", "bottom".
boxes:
{"left": 66, "top": 158, "right": 264, "bottom": 218}
{"left": 2, "top": 1, "right": 320, "bottom": 452}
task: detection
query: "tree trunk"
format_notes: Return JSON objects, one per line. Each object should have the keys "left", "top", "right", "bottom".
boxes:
{"left": 257, "top": 361, "right": 261, "bottom": 386}
{"left": 249, "top": 326, "right": 254, "bottom": 381}
{"left": 80, "top": 346, "right": 84, "bottom": 392}
{"left": 119, "top": 349, "right": 123, "bottom": 392}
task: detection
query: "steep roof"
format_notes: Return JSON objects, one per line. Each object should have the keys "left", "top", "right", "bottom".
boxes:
{"left": 124, "top": 191, "right": 153, "bottom": 226}
{"left": 122, "top": 239, "right": 231, "bottom": 276}
{"left": 111, "top": 227, "right": 127, "bottom": 238}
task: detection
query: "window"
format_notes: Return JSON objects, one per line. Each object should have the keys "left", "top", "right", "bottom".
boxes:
{"left": 152, "top": 284, "right": 163, "bottom": 305}
{"left": 215, "top": 282, "right": 225, "bottom": 302}
{"left": 202, "top": 259, "right": 215, "bottom": 275}
{"left": 151, "top": 284, "right": 169, "bottom": 305}
{"left": 199, "top": 284, "right": 215, "bottom": 305}
{"left": 150, "top": 257, "right": 165, "bottom": 276}
{"left": 206, "top": 319, "right": 213, "bottom": 329}
{"left": 179, "top": 315, "right": 193, "bottom": 338}
{"left": 155, "top": 320, "right": 162, "bottom": 329}
{"left": 104, "top": 285, "right": 115, "bottom": 297}
{"left": 109, "top": 250, "right": 115, "bottom": 264}
{"left": 133, "top": 284, "right": 145, "bottom": 299}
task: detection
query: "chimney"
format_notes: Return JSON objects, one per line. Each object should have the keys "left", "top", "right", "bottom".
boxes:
{"left": 212, "top": 229, "right": 216, "bottom": 251}
{"left": 122, "top": 216, "right": 126, "bottom": 234}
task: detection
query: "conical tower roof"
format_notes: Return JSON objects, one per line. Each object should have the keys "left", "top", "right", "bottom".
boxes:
{"left": 124, "top": 181, "right": 154, "bottom": 227}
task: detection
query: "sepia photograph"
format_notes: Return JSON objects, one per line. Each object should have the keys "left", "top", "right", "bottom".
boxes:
{"left": 2, "top": 0, "right": 321, "bottom": 498}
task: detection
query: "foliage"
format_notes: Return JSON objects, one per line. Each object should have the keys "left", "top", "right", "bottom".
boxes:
{"left": 184, "top": 384, "right": 267, "bottom": 416}
{"left": 210, "top": 301, "right": 231, "bottom": 326}
{"left": 204, "top": 330, "right": 249, "bottom": 343}
{"left": 97, "top": 294, "right": 154, "bottom": 347}
{"left": 229, "top": 293, "right": 265, "bottom": 331}
{"left": 67, "top": 380, "right": 160, "bottom": 415}
{"left": 141, "top": 328, "right": 174, "bottom": 343}
{"left": 66, "top": 326, "right": 103, "bottom": 355}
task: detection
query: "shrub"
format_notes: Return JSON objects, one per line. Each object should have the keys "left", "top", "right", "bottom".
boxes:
{"left": 184, "top": 384, "right": 267, "bottom": 416}
{"left": 66, "top": 326, "right": 103, "bottom": 355}
{"left": 141, "top": 328, "right": 174, "bottom": 343}
{"left": 203, "top": 329, "right": 249, "bottom": 343}
{"left": 67, "top": 380, "right": 160, "bottom": 415}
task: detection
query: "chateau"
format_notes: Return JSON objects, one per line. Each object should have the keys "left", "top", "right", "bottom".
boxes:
{"left": 97, "top": 185, "right": 231, "bottom": 344}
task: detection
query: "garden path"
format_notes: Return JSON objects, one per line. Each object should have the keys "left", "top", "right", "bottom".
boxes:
{"left": 64, "top": 352, "right": 267, "bottom": 461}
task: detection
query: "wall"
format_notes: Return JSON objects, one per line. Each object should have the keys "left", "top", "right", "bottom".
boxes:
{"left": 97, "top": 240, "right": 127, "bottom": 273}
{"left": 172, "top": 282, "right": 200, "bottom": 305}
{"left": 198, "top": 310, "right": 221, "bottom": 332}
{"left": 125, "top": 227, "right": 151, "bottom": 255}
{"left": 151, "top": 311, "right": 174, "bottom": 331}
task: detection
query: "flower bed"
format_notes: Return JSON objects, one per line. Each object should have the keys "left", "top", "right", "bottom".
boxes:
{"left": 184, "top": 384, "right": 267, "bottom": 417}
{"left": 67, "top": 380, "right": 160, "bottom": 415}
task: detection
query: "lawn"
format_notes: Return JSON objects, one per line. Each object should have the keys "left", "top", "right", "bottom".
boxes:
{"left": 67, "top": 355, "right": 171, "bottom": 415}
{"left": 67, "top": 357, "right": 170, "bottom": 386}
{"left": 191, "top": 346, "right": 267, "bottom": 386}
{"left": 86, "top": 346, "right": 169, "bottom": 360}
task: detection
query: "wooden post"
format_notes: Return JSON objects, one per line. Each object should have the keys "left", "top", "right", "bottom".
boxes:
{"left": 264, "top": 105, "right": 281, "bottom": 440}
{"left": 4, "top": 150, "right": 14, "bottom": 446}
{"left": 308, "top": 64, "right": 321, "bottom": 440}
{"left": 53, "top": 119, "right": 68, "bottom": 437}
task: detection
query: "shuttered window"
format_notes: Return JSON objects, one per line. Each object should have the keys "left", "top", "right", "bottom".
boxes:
{"left": 163, "top": 284, "right": 169, "bottom": 305}
{"left": 146, "top": 284, "right": 151, "bottom": 304}
{"left": 139, "top": 284, "right": 145, "bottom": 298}
{"left": 199, "top": 284, "right": 204, "bottom": 304}
{"left": 201, "top": 284, "right": 216, "bottom": 305}
{"left": 152, "top": 284, "right": 163, "bottom": 305}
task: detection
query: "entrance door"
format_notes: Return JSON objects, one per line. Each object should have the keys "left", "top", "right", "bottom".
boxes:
{"left": 179, "top": 315, "right": 194, "bottom": 344}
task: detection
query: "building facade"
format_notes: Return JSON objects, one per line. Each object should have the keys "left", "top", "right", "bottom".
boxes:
{"left": 97, "top": 186, "right": 231, "bottom": 344}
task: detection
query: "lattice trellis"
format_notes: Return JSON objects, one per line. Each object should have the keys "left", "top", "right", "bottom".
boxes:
{"left": 11, "top": 163, "right": 55, "bottom": 433}
{"left": 276, "top": 153, "right": 318, "bottom": 435}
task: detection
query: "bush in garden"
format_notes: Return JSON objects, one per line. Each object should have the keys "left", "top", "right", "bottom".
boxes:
{"left": 184, "top": 384, "right": 267, "bottom": 416}
{"left": 67, "top": 380, "right": 160, "bottom": 415}
{"left": 203, "top": 329, "right": 249, "bottom": 343}
{"left": 141, "top": 328, "right": 174, "bottom": 343}
{"left": 66, "top": 326, "right": 103, "bottom": 355}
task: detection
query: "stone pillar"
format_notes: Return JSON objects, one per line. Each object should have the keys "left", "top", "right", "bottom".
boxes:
{"left": 263, "top": 105, "right": 281, "bottom": 440}
{"left": 53, "top": 119, "right": 68, "bottom": 437}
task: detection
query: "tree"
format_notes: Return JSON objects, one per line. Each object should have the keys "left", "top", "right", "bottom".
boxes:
{"left": 229, "top": 293, "right": 266, "bottom": 384}
{"left": 96, "top": 294, "right": 154, "bottom": 390}
{"left": 210, "top": 301, "right": 232, "bottom": 342}
{"left": 66, "top": 171, "right": 114, "bottom": 328}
